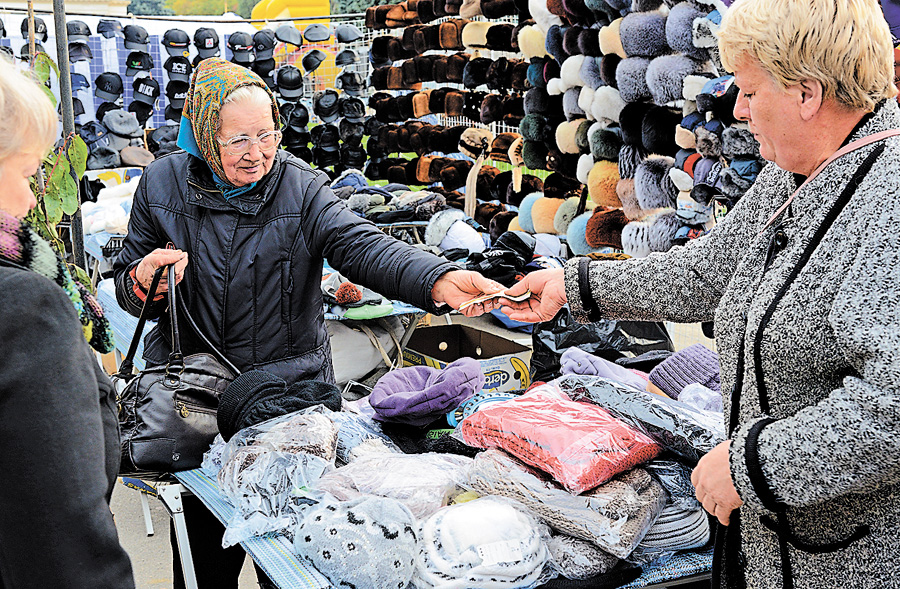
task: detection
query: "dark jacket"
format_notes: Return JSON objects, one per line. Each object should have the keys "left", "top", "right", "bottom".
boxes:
{"left": 0, "top": 261, "right": 135, "bottom": 588}
{"left": 114, "top": 150, "right": 455, "bottom": 384}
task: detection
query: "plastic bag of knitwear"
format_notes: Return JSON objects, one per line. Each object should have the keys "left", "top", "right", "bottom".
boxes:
{"left": 217, "top": 406, "right": 338, "bottom": 547}
{"left": 458, "top": 382, "right": 662, "bottom": 494}
{"left": 556, "top": 374, "right": 725, "bottom": 463}
{"left": 201, "top": 433, "right": 227, "bottom": 475}
{"left": 413, "top": 496, "right": 557, "bottom": 589}
{"left": 467, "top": 448, "right": 666, "bottom": 559}
{"left": 643, "top": 459, "right": 701, "bottom": 511}
{"left": 326, "top": 410, "right": 403, "bottom": 464}
{"left": 313, "top": 452, "right": 473, "bottom": 519}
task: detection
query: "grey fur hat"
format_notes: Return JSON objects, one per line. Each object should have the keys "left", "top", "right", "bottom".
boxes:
{"left": 666, "top": 2, "right": 710, "bottom": 59}
{"left": 425, "top": 207, "right": 467, "bottom": 246}
{"left": 646, "top": 54, "right": 705, "bottom": 106}
{"left": 721, "top": 125, "right": 760, "bottom": 158}
{"left": 615, "top": 57, "right": 652, "bottom": 103}
{"left": 621, "top": 210, "right": 681, "bottom": 258}
{"left": 293, "top": 497, "right": 418, "bottom": 589}
{"left": 619, "top": 11, "right": 669, "bottom": 58}
{"left": 634, "top": 155, "right": 677, "bottom": 210}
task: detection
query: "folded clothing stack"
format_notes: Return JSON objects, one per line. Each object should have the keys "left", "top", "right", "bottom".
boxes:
{"left": 460, "top": 384, "right": 661, "bottom": 494}
{"left": 468, "top": 448, "right": 665, "bottom": 559}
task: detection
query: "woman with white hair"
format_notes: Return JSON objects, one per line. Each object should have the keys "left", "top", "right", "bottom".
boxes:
{"left": 503, "top": 0, "right": 900, "bottom": 587}
{"left": 0, "top": 60, "right": 135, "bottom": 587}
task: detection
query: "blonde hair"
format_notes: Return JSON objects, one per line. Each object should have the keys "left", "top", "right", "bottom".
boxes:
{"left": 0, "top": 59, "right": 57, "bottom": 163}
{"left": 718, "top": 0, "right": 897, "bottom": 112}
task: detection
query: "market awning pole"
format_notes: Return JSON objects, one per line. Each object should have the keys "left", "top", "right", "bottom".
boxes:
{"left": 27, "top": 0, "right": 36, "bottom": 60}
{"left": 50, "top": 0, "right": 86, "bottom": 269}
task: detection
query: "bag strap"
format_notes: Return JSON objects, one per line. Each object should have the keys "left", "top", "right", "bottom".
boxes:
{"left": 175, "top": 283, "right": 240, "bottom": 375}
{"left": 116, "top": 265, "right": 167, "bottom": 379}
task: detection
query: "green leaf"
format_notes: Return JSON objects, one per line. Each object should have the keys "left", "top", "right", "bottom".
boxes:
{"left": 41, "top": 85, "right": 57, "bottom": 108}
{"left": 68, "top": 137, "right": 89, "bottom": 178}
{"left": 70, "top": 264, "right": 94, "bottom": 292}
{"left": 32, "top": 52, "right": 58, "bottom": 83}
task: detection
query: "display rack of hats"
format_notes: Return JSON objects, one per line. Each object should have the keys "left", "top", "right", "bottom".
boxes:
{"left": 490, "top": 0, "right": 765, "bottom": 259}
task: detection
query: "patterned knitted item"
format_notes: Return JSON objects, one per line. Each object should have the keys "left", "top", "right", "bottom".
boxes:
{"left": 636, "top": 504, "right": 710, "bottom": 551}
{"left": 0, "top": 210, "right": 113, "bottom": 353}
{"left": 183, "top": 57, "right": 279, "bottom": 183}
{"left": 459, "top": 385, "right": 661, "bottom": 494}
{"left": 648, "top": 343, "right": 721, "bottom": 399}
{"left": 294, "top": 496, "right": 419, "bottom": 589}
{"left": 334, "top": 281, "right": 363, "bottom": 305}
{"left": 468, "top": 449, "right": 666, "bottom": 559}
{"left": 546, "top": 534, "right": 619, "bottom": 580}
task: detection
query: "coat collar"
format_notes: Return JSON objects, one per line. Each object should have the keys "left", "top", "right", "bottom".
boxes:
{"left": 185, "top": 149, "right": 286, "bottom": 216}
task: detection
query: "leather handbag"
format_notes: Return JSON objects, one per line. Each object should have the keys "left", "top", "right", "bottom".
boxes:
{"left": 113, "top": 264, "right": 238, "bottom": 477}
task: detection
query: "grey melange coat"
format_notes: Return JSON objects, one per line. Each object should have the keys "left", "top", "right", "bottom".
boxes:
{"left": 565, "top": 99, "right": 900, "bottom": 589}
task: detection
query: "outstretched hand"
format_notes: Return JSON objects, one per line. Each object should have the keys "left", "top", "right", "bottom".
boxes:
{"left": 431, "top": 270, "right": 506, "bottom": 317}
{"left": 500, "top": 268, "right": 567, "bottom": 323}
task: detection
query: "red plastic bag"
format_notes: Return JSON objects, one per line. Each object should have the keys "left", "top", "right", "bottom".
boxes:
{"left": 459, "top": 383, "right": 661, "bottom": 494}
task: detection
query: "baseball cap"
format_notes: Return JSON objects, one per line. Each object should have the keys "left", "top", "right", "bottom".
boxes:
{"left": 21, "top": 17, "right": 48, "bottom": 43}
{"left": 128, "top": 100, "right": 153, "bottom": 126}
{"left": 20, "top": 43, "right": 46, "bottom": 60}
{"left": 68, "top": 43, "right": 93, "bottom": 63}
{"left": 336, "top": 70, "right": 365, "bottom": 98}
{"left": 164, "top": 55, "right": 192, "bottom": 83}
{"left": 275, "top": 64, "right": 303, "bottom": 99}
{"left": 303, "top": 23, "right": 331, "bottom": 43}
{"left": 253, "top": 29, "right": 276, "bottom": 60}
{"left": 125, "top": 51, "right": 153, "bottom": 76}
{"left": 124, "top": 24, "right": 149, "bottom": 51}
{"left": 79, "top": 121, "right": 110, "bottom": 150}
{"left": 335, "top": 23, "right": 363, "bottom": 44}
{"left": 162, "top": 28, "right": 190, "bottom": 57}
{"left": 132, "top": 76, "right": 160, "bottom": 105}
{"left": 94, "top": 71, "right": 124, "bottom": 101}
{"left": 71, "top": 72, "right": 90, "bottom": 92}
{"left": 166, "top": 80, "right": 189, "bottom": 109}
{"left": 275, "top": 23, "right": 303, "bottom": 47}
{"left": 335, "top": 48, "right": 359, "bottom": 66}
{"left": 165, "top": 104, "right": 182, "bottom": 121}
{"left": 313, "top": 89, "right": 340, "bottom": 123}
{"left": 66, "top": 20, "right": 91, "bottom": 44}
{"left": 339, "top": 95, "right": 366, "bottom": 122}
{"left": 227, "top": 31, "right": 253, "bottom": 63}
{"left": 60, "top": 96, "right": 86, "bottom": 117}
{"left": 301, "top": 49, "right": 327, "bottom": 74}
{"left": 253, "top": 59, "right": 276, "bottom": 89}
{"left": 97, "top": 19, "right": 124, "bottom": 39}
{"left": 194, "top": 27, "right": 220, "bottom": 58}
{"left": 96, "top": 101, "right": 120, "bottom": 123}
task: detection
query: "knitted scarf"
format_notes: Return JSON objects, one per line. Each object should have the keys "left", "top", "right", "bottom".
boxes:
{"left": 178, "top": 57, "right": 279, "bottom": 196}
{"left": 0, "top": 210, "right": 115, "bottom": 354}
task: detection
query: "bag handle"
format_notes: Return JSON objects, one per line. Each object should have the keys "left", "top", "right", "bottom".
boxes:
{"left": 175, "top": 282, "right": 240, "bottom": 375}
{"left": 116, "top": 265, "right": 167, "bottom": 379}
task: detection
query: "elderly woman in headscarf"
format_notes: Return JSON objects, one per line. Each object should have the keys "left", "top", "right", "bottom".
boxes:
{"left": 502, "top": 0, "right": 900, "bottom": 587}
{"left": 113, "top": 58, "right": 504, "bottom": 588}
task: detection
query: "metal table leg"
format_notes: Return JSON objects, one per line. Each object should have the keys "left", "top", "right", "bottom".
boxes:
{"left": 158, "top": 483, "right": 199, "bottom": 589}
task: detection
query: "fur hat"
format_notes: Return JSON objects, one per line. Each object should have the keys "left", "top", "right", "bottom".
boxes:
{"left": 722, "top": 124, "right": 760, "bottom": 158}
{"left": 479, "top": 93, "right": 504, "bottom": 124}
{"left": 586, "top": 206, "right": 628, "bottom": 248}
{"left": 620, "top": 11, "right": 669, "bottom": 58}
{"left": 507, "top": 174, "right": 544, "bottom": 206}
{"left": 440, "top": 19, "right": 470, "bottom": 49}
{"left": 462, "top": 56, "right": 492, "bottom": 88}
{"left": 575, "top": 119, "right": 594, "bottom": 153}
{"left": 507, "top": 215, "right": 523, "bottom": 232}
{"left": 666, "top": 2, "right": 709, "bottom": 60}
{"left": 424, "top": 207, "right": 467, "bottom": 245}
{"left": 588, "top": 160, "right": 621, "bottom": 208}
{"left": 490, "top": 170, "right": 514, "bottom": 201}
{"left": 440, "top": 159, "right": 473, "bottom": 190}
{"left": 616, "top": 57, "right": 652, "bottom": 102}
{"left": 598, "top": 18, "right": 626, "bottom": 59}
{"left": 647, "top": 54, "right": 706, "bottom": 106}
{"left": 642, "top": 105, "right": 682, "bottom": 156}
{"left": 489, "top": 210, "right": 518, "bottom": 242}
{"left": 578, "top": 86, "right": 597, "bottom": 118}
{"left": 490, "top": 133, "right": 520, "bottom": 163}
{"left": 578, "top": 27, "right": 602, "bottom": 57}
{"left": 560, "top": 55, "right": 586, "bottom": 92}
{"left": 553, "top": 195, "right": 583, "bottom": 234}
{"left": 545, "top": 24, "right": 568, "bottom": 64}
{"left": 563, "top": 88, "right": 586, "bottom": 120}
{"left": 522, "top": 140, "right": 549, "bottom": 170}
{"left": 590, "top": 86, "right": 626, "bottom": 123}
{"left": 577, "top": 153, "right": 595, "bottom": 183}
{"left": 590, "top": 124, "right": 623, "bottom": 161}
{"left": 694, "top": 125, "right": 722, "bottom": 159}
{"left": 524, "top": 87, "right": 551, "bottom": 115}
{"left": 520, "top": 113, "right": 550, "bottom": 143}
{"left": 580, "top": 55, "right": 604, "bottom": 90}
{"left": 621, "top": 210, "right": 681, "bottom": 257}
{"left": 445, "top": 90, "right": 465, "bottom": 116}
{"left": 532, "top": 197, "right": 565, "bottom": 233}
{"left": 634, "top": 155, "right": 677, "bottom": 210}
{"left": 528, "top": 58, "right": 548, "bottom": 88}
{"left": 475, "top": 201, "right": 507, "bottom": 228}
{"left": 619, "top": 101, "right": 654, "bottom": 146}
{"left": 556, "top": 120, "right": 582, "bottom": 154}
{"left": 460, "top": 0, "right": 483, "bottom": 17}
{"left": 446, "top": 52, "right": 470, "bottom": 81}
{"left": 566, "top": 210, "right": 601, "bottom": 255}
{"left": 516, "top": 192, "right": 543, "bottom": 233}
{"left": 529, "top": 0, "right": 563, "bottom": 33}
{"left": 617, "top": 177, "right": 645, "bottom": 220}
{"left": 562, "top": 26, "right": 582, "bottom": 57}
{"left": 459, "top": 127, "right": 494, "bottom": 158}
{"left": 542, "top": 172, "right": 582, "bottom": 200}
{"left": 485, "top": 23, "right": 516, "bottom": 52}
{"left": 599, "top": 54, "right": 621, "bottom": 88}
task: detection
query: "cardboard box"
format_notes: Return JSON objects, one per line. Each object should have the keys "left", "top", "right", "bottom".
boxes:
{"left": 402, "top": 325, "right": 532, "bottom": 392}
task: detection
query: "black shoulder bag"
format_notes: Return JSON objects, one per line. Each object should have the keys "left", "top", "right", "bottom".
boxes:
{"left": 114, "top": 264, "right": 238, "bottom": 477}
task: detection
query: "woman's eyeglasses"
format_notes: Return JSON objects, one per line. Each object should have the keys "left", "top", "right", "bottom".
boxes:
{"left": 217, "top": 130, "right": 282, "bottom": 156}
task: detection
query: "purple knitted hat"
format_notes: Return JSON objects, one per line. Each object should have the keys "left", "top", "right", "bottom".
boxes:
{"left": 369, "top": 358, "right": 485, "bottom": 426}
{"left": 648, "top": 344, "right": 720, "bottom": 399}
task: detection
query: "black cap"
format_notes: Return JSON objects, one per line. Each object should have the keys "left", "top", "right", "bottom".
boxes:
{"left": 336, "top": 70, "right": 365, "bottom": 98}
{"left": 94, "top": 71, "right": 124, "bottom": 101}
{"left": 128, "top": 100, "right": 153, "bottom": 127}
{"left": 226, "top": 31, "right": 253, "bottom": 63}
{"left": 166, "top": 80, "right": 189, "bottom": 109}
{"left": 339, "top": 95, "right": 366, "bottom": 122}
{"left": 97, "top": 19, "right": 123, "bottom": 39}
{"left": 281, "top": 100, "right": 309, "bottom": 130}
{"left": 66, "top": 20, "right": 91, "bottom": 45}
{"left": 253, "top": 29, "right": 276, "bottom": 60}
{"left": 96, "top": 101, "right": 119, "bottom": 122}
{"left": 275, "top": 23, "right": 303, "bottom": 47}
{"left": 60, "top": 96, "right": 86, "bottom": 117}
{"left": 164, "top": 55, "right": 192, "bottom": 83}
{"left": 252, "top": 57, "right": 276, "bottom": 78}
{"left": 162, "top": 28, "right": 190, "bottom": 57}
{"left": 20, "top": 43, "right": 46, "bottom": 60}
{"left": 79, "top": 120, "right": 109, "bottom": 147}
{"left": 313, "top": 89, "right": 340, "bottom": 123}
{"left": 125, "top": 51, "right": 153, "bottom": 76}
{"left": 335, "top": 23, "right": 363, "bottom": 44}
{"left": 68, "top": 43, "right": 93, "bottom": 63}
{"left": 21, "top": 17, "right": 48, "bottom": 43}
{"left": 194, "top": 27, "right": 220, "bottom": 58}
{"left": 301, "top": 49, "right": 327, "bottom": 74}
{"left": 165, "top": 104, "right": 182, "bottom": 121}
{"left": 335, "top": 49, "right": 359, "bottom": 66}
{"left": 132, "top": 76, "right": 160, "bottom": 105}
{"left": 311, "top": 123, "right": 340, "bottom": 152}
{"left": 275, "top": 65, "right": 303, "bottom": 100}
{"left": 124, "top": 24, "right": 149, "bottom": 51}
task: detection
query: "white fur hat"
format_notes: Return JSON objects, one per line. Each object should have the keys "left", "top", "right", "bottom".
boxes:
{"left": 425, "top": 208, "right": 467, "bottom": 246}
{"left": 621, "top": 210, "right": 680, "bottom": 258}
{"left": 560, "top": 55, "right": 587, "bottom": 92}
{"left": 591, "top": 86, "right": 626, "bottom": 122}
{"left": 518, "top": 25, "right": 549, "bottom": 59}
{"left": 547, "top": 77, "right": 565, "bottom": 95}
{"left": 529, "top": 0, "right": 563, "bottom": 33}
{"left": 577, "top": 153, "right": 595, "bottom": 183}
{"left": 578, "top": 86, "right": 596, "bottom": 118}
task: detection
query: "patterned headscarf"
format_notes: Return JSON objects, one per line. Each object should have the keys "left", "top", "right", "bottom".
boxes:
{"left": 181, "top": 58, "right": 280, "bottom": 185}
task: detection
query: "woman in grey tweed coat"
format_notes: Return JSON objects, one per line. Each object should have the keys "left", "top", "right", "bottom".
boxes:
{"left": 503, "top": 0, "right": 900, "bottom": 587}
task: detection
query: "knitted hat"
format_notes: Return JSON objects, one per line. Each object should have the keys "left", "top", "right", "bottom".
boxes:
{"left": 648, "top": 343, "right": 720, "bottom": 399}
{"left": 294, "top": 497, "right": 418, "bottom": 589}
{"left": 638, "top": 505, "right": 711, "bottom": 551}
{"left": 619, "top": 11, "right": 669, "bottom": 58}
{"left": 369, "top": 358, "right": 485, "bottom": 426}
{"left": 588, "top": 160, "right": 621, "bottom": 208}
{"left": 217, "top": 370, "right": 286, "bottom": 441}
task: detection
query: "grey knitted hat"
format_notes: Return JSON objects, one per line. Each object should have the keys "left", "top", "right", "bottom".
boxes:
{"left": 649, "top": 343, "right": 721, "bottom": 399}
{"left": 293, "top": 496, "right": 418, "bottom": 589}
{"left": 637, "top": 504, "right": 711, "bottom": 551}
